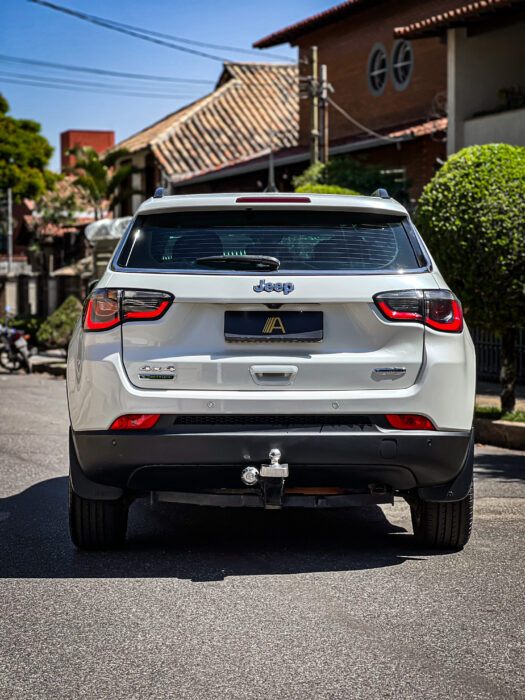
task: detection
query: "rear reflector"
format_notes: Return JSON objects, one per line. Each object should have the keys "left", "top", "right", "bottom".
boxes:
{"left": 385, "top": 414, "right": 435, "bottom": 430}
{"left": 110, "top": 414, "right": 160, "bottom": 430}
{"left": 236, "top": 196, "right": 311, "bottom": 204}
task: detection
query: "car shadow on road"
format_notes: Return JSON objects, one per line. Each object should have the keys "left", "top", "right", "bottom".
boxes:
{"left": 474, "top": 449, "right": 525, "bottom": 482}
{"left": 0, "top": 476, "right": 457, "bottom": 581}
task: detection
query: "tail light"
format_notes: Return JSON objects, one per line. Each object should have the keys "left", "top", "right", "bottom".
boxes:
{"left": 374, "top": 289, "right": 463, "bottom": 332}
{"left": 110, "top": 414, "right": 160, "bottom": 430}
{"left": 386, "top": 414, "right": 435, "bottom": 430}
{"left": 84, "top": 289, "right": 120, "bottom": 330}
{"left": 12, "top": 331, "right": 23, "bottom": 340}
{"left": 83, "top": 289, "right": 173, "bottom": 331}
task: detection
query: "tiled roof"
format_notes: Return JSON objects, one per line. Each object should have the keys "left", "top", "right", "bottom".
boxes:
{"left": 112, "top": 62, "right": 299, "bottom": 183}
{"left": 394, "top": 0, "right": 525, "bottom": 38}
{"left": 109, "top": 97, "right": 212, "bottom": 155}
{"left": 177, "top": 117, "right": 447, "bottom": 187}
{"left": 253, "top": 1, "right": 381, "bottom": 48}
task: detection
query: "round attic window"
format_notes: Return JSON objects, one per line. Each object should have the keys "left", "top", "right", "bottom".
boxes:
{"left": 391, "top": 40, "right": 414, "bottom": 91}
{"left": 367, "top": 43, "right": 388, "bottom": 97}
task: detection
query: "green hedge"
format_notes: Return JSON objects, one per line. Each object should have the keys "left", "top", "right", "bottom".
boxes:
{"left": 295, "top": 183, "right": 361, "bottom": 196}
{"left": 36, "top": 295, "right": 82, "bottom": 350}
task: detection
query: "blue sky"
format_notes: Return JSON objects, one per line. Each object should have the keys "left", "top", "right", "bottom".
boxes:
{"left": 1, "top": 0, "right": 329, "bottom": 171}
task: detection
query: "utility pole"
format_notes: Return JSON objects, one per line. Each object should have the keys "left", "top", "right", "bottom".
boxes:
{"left": 319, "top": 64, "right": 329, "bottom": 164}
{"left": 7, "top": 187, "right": 13, "bottom": 275}
{"left": 309, "top": 46, "right": 319, "bottom": 165}
{"left": 264, "top": 130, "right": 278, "bottom": 193}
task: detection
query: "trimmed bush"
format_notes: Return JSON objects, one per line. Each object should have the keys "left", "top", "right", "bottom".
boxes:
{"left": 292, "top": 156, "right": 410, "bottom": 201}
{"left": 37, "top": 295, "right": 82, "bottom": 350}
{"left": 414, "top": 143, "right": 525, "bottom": 412}
{"left": 295, "top": 183, "right": 361, "bottom": 196}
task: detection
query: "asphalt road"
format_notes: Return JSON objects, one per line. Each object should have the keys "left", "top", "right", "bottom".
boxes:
{"left": 0, "top": 372, "right": 524, "bottom": 699}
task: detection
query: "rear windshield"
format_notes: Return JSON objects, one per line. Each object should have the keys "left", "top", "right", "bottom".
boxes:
{"left": 117, "top": 210, "right": 421, "bottom": 272}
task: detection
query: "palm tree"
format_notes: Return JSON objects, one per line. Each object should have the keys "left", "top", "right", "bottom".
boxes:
{"left": 66, "top": 146, "right": 142, "bottom": 220}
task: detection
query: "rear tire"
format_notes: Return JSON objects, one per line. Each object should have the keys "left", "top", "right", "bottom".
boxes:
{"left": 69, "top": 480, "right": 128, "bottom": 550}
{"left": 410, "top": 485, "right": 473, "bottom": 549}
{"left": 0, "top": 349, "right": 22, "bottom": 372}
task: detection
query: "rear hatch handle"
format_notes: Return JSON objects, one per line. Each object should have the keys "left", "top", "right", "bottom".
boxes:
{"left": 250, "top": 365, "right": 298, "bottom": 386}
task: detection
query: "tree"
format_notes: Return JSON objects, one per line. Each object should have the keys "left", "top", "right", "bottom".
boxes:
{"left": 29, "top": 180, "right": 78, "bottom": 239}
{"left": 292, "top": 155, "right": 410, "bottom": 201}
{"left": 414, "top": 143, "right": 525, "bottom": 413}
{"left": 67, "top": 146, "right": 142, "bottom": 220}
{"left": 0, "top": 93, "right": 56, "bottom": 201}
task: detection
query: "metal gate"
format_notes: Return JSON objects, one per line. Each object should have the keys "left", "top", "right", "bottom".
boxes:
{"left": 471, "top": 328, "right": 525, "bottom": 382}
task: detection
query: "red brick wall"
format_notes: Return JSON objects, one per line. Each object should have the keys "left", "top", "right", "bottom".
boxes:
{"left": 295, "top": 0, "right": 459, "bottom": 146}
{"left": 61, "top": 130, "right": 115, "bottom": 172}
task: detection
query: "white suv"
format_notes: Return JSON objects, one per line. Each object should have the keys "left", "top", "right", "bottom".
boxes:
{"left": 67, "top": 191, "right": 475, "bottom": 550}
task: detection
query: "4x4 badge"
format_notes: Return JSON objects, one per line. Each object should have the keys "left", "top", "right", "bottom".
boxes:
{"left": 253, "top": 279, "right": 294, "bottom": 295}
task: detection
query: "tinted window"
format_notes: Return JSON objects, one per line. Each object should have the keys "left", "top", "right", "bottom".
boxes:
{"left": 117, "top": 210, "right": 420, "bottom": 272}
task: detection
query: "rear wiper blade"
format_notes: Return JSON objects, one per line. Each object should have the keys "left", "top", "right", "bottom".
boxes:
{"left": 195, "top": 255, "right": 280, "bottom": 271}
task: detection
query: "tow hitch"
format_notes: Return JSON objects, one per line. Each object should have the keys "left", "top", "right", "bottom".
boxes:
{"left": 241, "top": 449, "right": 289, "bottom": 509}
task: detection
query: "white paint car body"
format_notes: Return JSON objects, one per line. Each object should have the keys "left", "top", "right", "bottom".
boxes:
{"left": 67, "top": 192, "right": 475, "bottom": 550}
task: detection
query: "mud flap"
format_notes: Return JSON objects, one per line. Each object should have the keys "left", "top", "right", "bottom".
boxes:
{"left": 417, "top": 430, "right": 474, "bottom": 503}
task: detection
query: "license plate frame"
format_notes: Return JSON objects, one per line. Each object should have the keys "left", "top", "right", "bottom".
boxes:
{"left": 224, "top": 310, "right": 323, "bottom": 342}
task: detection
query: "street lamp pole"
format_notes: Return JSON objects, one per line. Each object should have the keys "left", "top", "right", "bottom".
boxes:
{"left": 7, "top": 187, "right": 13, "bottom": 275}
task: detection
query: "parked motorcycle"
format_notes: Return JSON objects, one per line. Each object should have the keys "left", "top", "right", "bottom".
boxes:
{"left": 0, "top": 322, "right": 32, "bottom": 373}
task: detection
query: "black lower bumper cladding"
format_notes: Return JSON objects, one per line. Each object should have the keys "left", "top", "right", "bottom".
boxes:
{"left": 70, "top": 419, "right": 473, "bottom": 505}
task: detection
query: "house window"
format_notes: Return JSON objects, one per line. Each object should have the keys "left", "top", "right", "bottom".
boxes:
{"left": 391, "top": 40, "right": 414, "bottom": 91}
{"left": 367, "top": 43, "right": 388, "bottom": 96}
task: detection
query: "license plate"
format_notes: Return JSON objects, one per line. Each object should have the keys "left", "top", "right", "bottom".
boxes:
{"left": 225, "top": 311, "right": 323, "bottom": 342}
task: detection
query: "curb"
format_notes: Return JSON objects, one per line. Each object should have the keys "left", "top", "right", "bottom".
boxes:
{"left": 32, "top": 362, "right": 67, "bottom": 377}
{"left": 474, "top": 417, "right": 525, "bottom": 450}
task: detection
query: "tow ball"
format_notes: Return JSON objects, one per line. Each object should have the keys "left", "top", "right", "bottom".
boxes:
{"left": 241, "top": 449, "right": 289, "bottom": 509}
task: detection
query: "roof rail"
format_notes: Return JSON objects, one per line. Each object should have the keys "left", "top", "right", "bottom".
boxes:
{"left": 153, "top": 187, "right": 164, "bottom": 198}
{"left": 371, "top": 188, "right": 390, "bottom": 199}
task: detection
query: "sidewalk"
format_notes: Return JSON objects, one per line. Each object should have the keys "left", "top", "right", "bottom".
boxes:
{"left": 30, "top": 350, "right": 67, "bottom": 376}
{"left": 476, "top": 380, "right": 525, "bottom": 411}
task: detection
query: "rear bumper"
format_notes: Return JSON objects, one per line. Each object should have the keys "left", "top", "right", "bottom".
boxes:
{"left": 71, "top": 426, "right": 472, "bottom": 499}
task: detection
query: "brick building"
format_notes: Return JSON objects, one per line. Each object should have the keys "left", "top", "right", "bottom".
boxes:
{"left": 61, "top": 130, "right": 115, "bottom": 172}
{"left": 250, "top": 0, "right": 465, "bottom": 200}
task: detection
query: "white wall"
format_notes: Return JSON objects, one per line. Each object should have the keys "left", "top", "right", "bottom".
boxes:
{"left": 464, "top": 107, "right": 525, "bottom": 148}
{"left": 447, "top": 21, "right": 525, "bottom": 154}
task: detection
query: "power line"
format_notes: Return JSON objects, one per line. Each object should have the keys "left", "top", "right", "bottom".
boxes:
{"left": 28, "top": 0, "right": 230, "bottom": 62}
{"left": 0, "top": 71, "right": 201, "bottom": 96}
{"left": 28, "top": 0, "right": 290, "bottom": 63}
{"left": 0, "top": 54, "right": 215, "bottom": 85}
{"left": 0, "top": 70, "right": 202, "bottom": 95}
{"left": 0, "top": 76, "right": 198, "bottom": 99}
{"left": 86, "top": 16, "right": 291, "bottom": 62}
{"left": 327, "top": 96, "right": 401, "bottom": 144}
